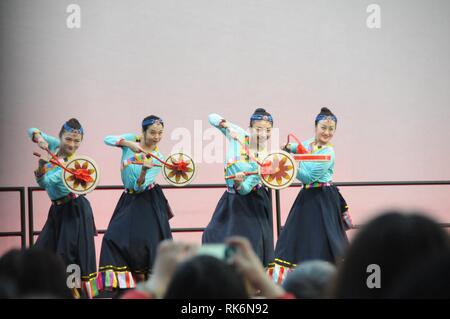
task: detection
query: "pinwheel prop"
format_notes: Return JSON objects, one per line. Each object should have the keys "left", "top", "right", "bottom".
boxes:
{"left": 124, "top": 151, "right": 196, "bottom": 187}
{"left": 257, "top": 150, "right": 298, "bottom": 189}
{"left": 258, "top": 133, "right": 331, "bottom": 189}
{"left": 162, "top": 152, "right": 196, "bottom": 187}
{"left": 33, "top": 148, "right": 100, "bottom": 195}
{"left": 224, "top": 129, "right": 296, "bottom": 189}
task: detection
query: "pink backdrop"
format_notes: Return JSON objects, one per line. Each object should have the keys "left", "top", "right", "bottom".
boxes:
{"left": 1, "top": 0, "right": 450, "bottom": 259}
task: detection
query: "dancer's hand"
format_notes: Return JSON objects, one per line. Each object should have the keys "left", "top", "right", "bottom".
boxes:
{"left": 36, "top": 136, "right": 49, "bottom": 150}
{"left": 143, "top": 157, "right": 154, "bottom": 169}
{"left": 234, "top": 172, "right": 246, "bottom": 184}
{"left": 219, "top": 119, "right": 229, "bottom": 129}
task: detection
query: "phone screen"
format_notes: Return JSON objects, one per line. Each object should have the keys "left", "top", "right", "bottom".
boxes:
{"left": 197, "top": 244, "right": 236, "bottom": 261}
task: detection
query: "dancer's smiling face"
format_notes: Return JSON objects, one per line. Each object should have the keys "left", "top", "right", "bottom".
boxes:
{"left": 315, "top": 119, "right": 336, "bottom": 146}
{"left": 250, "top": 120, "right": 272, "bottom": 145}
{"left": 59, "top": 131, "right": 82, "bottom": 157}
{"left": 143, "top": 123, "right": 164, "bottom": 147}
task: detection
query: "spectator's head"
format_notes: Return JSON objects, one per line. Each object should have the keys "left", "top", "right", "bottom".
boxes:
{"left": 282, "top": 260, "right": 336, "bottom": 299}
{"left": 0, "top": 248, "right": 72, "bottom": 298}
{"left": 0, "top": 249, "right": 23, "bottom": 298}
{"left": 18, "top": 249, "right": 72, "bottom": 298}
{"left": 164, "top": 255, "right": 248, "bottom": 299}
{"left": 330, "top": 211, "right": 450, "bottom": 298}
{"left": 387, "top": 250, "right": 450, "bottom": 299}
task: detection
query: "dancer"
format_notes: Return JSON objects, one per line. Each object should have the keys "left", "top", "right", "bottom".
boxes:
{"left": 99, "top": 115, "right": 173, "bottom": 293}
{"left": 28, "top": 119, "right": 98, "bottom": 298}
{"left": 202, "top": 108, "right": 274, "bottom": 266}
{"left": 269, "top": 107, "right": 350, "bottom": 283}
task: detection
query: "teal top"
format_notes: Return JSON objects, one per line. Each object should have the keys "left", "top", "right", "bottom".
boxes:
{"left": 286, "top": 138, "right": 335, "bottom": 184}
{"left": 104, "top": 133, "right": 162, "bottom": 192}
{"left": 209, "top": 113, "right": 264, "bottom": 195}
{"left": 28, "top": 128, "right": 73, "bottom": 200}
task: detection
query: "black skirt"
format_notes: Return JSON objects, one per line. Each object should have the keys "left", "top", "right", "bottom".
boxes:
{"left": 273, "top": 185, "right": 349, "bottom": 268}
{"left": 202, "top": 187, "right": 274, "bottom": 266}
{"left": 34, "top": 195, "right": 98, "bottom": 298}
{"left": 99, "top": 184, "right": 173, "bottom": 290}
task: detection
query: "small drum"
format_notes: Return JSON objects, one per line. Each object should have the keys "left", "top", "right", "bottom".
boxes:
{"left": 62, "top": 156, "right": 100, "bottom": 195}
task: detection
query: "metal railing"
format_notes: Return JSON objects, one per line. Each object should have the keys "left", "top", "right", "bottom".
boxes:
{"left": 273, "top": 180, "right": 450, "bottom": 236}
{"left": 25, "top": 180, "right": 450, "bottom": 247}
{"left": 0, "top": 187, "right": 26, "bottom": 248}
{"left": 27, "top": 184, "right": 229, "bottom": 245}
{"left": 0, "top": 180, "right": 446, "bottom": 248}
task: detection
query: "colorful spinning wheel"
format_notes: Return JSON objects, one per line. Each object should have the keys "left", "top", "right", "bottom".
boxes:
{"left": 62, "top": 156, "right": 100, "bottom": 195}
{"left": 162, "top": 153, "right": 196, "bottom": 187}
{"left": 258, "top": 150, "right": 297, "bottom": 190}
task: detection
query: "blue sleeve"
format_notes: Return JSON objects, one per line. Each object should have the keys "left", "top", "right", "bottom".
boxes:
{"left": 236, "top": 174, "right": 260, "bottom": 195}
{"left": 104, "top": 133, "right": 137, "bottom": 147}
{"left": 298, "top": 148, "right": 335, "bottom": 184}
{"left": 35, "top": 171, "right": 61, "bottom": 189}
{"left": 208, "top": 113, "right": 226, "bottom": 133}
{"left": 208, "top": 114, "right": 248, "bottom": 139}
{"left": 28, "top": 128, "right": 60, "bottom": 152}
{"left": 35, "top": 174, "right": 49, "bottom": 189}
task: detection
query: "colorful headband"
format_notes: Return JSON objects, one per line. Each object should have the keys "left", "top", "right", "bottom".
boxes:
{"left": 142, "top": 118, "right": 164, "bottom": 128}
{"left": 250, "top": 114, "right": 273, "bottom": 123}
{"left": 315, "top": 114, "right": 337, "bottom": 123}
{"left": 63, "top": 122, "right": 84, "bottom": 134}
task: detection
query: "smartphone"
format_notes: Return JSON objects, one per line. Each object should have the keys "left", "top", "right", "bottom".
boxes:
{"left": 197, "top": 244, "right": 236, "bottom": 261}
